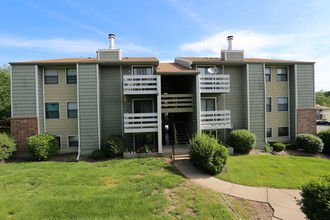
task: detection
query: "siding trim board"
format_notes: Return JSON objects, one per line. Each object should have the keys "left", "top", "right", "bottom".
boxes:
{"left": 76, "top": 63, "right": 81, "bottom": 158}
{"left": 10, "top": 66, "right": 13, "bottom": 118}
{"left": 96, "top": 64, "right": 101, "bottom": 149}
{"left": 246, "top": 64, "right": 250, "bottom": 131}
{"left": 35, "top": 65, "right": 40, "bottom": 134}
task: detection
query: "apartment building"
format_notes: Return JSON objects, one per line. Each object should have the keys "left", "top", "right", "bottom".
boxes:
{"left": 10, "top": 35, "right": 316, "bottom": 156}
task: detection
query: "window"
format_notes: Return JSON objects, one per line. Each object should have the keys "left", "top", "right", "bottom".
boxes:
{"left": 45, "top": 103, "right": 59, "bottom": 119}
{"left": 277, "top": 97, "right": 288, "bottom": 111}
{"left": 201, "top": 98, "right": 216, "bottom": 111}
{"left": 133, "top": 67, "right": 152, "bottom": 75}
{"left": 265, "top": 67, "right": 271, "bottom": 82}
{"left": 44, "top": 69, "right": 58, "bottom": 84}
{"left": 66, "top": 69, "right": 77, "bottom": 84}
{"left": 278, "top": 127, "right": 289, "bottom": 137}
{"left": 266, "top": 97, "right": 272, "bottom": 112}
{"left": 68, "top": 136, "right": 78, "bottom": 147}
{"left": 267, "top": 128, "right": 272, "bottom": 137}
{"left": 67, "top": 102, "right": 78, "bottom": 118}
{"left": 56, "top": 136, "right": 61, "bottom": 148}
{"left": 133, "top": 100, "right": 153, "bottom": 113}
{"left": 197, "top": 66, "right": 214, "bottom": 75}
{"left": 277, "top": 68, "right": 287, "bottom": 81}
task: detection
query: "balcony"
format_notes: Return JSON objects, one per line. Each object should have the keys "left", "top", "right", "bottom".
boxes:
{"left": 199, "top": 75, "right": 230, "bottom": 93}
{"left": 201, "top": 110, "right": 231, "bottom": 130}
{"left": 161, "top": 94, "right": 193, "bottom": 113}
{"left": 123, "top": 113, "right": 158, "bottom": 133}
{"left": 123, "top": 75, "right": 160, "bottom": 95}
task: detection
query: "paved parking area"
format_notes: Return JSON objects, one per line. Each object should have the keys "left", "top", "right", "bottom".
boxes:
{"left": 317, "top": 125, "right": 329, "bottom": 132}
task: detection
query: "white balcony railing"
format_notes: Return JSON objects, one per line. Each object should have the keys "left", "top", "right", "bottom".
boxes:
{"left": 201, "top": 110, "right": 231, "bottom": 130}
{"left": 161, "top": 94, "right": 193, "bottom": 113}
{"left": 199, "top": 75, "right": 230, "bottom": 93}
{"left": 124, "top": 113, "right": 158, "bottom": 133}
{"left": 123, "top": 75, "right": 159, "bottom": 95}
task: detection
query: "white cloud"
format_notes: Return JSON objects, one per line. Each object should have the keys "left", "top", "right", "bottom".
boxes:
{"left": 179, "top": 30, "right": 330, "bottom": 91}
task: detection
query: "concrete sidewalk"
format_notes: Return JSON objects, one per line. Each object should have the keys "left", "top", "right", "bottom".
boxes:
{"left": 174, "top": 159, "right": 306, "bottom": 220}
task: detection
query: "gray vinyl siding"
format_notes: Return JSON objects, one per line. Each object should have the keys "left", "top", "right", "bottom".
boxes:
{"left": 38, "top": 67, "right": 44, "bottom": 133}
{"left": 100, "top": 66, "right": 122, "bottom": 139}
{"left": 221, "top": 51, "right": 244, "bottom": 61}
{"left": 289, "top": 65, "right": 296, "bottom": 141}
{"left": 98, "top": 50, "right": 121, "bottom": 61}
{"left": 224, "top": 66, "right": 246, "bottom": 130}
{"left": 296, "top": 64, "right": 315, "bottom": 109}
{"left": 11, "top": 65, "right": 37, "bottom": 118}
{"left": 248, "top": 64, "right": 265, "bottom": 147}
{"left": 78, "top": 64, "right": 99, "bottom": 154}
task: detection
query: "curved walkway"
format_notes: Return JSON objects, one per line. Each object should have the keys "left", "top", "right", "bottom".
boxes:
{"left": 174, "top": 159, "right": 306, "bottom": 220}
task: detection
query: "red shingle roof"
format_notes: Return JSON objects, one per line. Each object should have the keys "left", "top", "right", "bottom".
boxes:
{"left": 157, "top": 63, "right": 198, "bottom": 73}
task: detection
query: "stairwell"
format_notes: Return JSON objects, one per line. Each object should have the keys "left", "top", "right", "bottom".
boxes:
{"left": 173, "top": 121, "right": 190, "bottom": 145}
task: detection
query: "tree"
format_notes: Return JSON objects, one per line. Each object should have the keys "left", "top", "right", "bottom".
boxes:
{"left": 316, "top": 91, "right": 330, "bottom": 107}
{"left": 0, "top": 65, "right": 11, "bottom": 127}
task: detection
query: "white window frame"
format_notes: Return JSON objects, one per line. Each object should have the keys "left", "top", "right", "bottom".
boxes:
{"left": 277, "top": 126, "right": 289, "bottom": 137}
{"left": 276, "top": 67, "right": 288, "bottom": 82}
{"left": 196, "top": 65, "right": 216, "bottom": 75}
{"left": 277, "top": 97, "right": 288, "bottom": 112}
{"left": 201, "top": 97, "right": 217, "bottom": 111}
{"left": 131, "top": 65, "right": 154, "bottom": 75}
{"left": 66, "top": 101, "right": 78, "bottom": 119}
{"left": 132, "top": 98, "right": 154, "bottom": 113}
{"left": 67, "top": 135, "right": 79, "bottom": 148}
{"left": 44, "top": 68, "right": 59, "bottom": 85}
{"left": 45, "top": 102, "right": 60, "bottom": 119}
{"left": 65, "top": 68, "right": 77, "bottom": 85}
{"left": 265, "top": 67, "right": 271, "bottom": 82}
{"left": 266, "top": 97, "right": 272, "bottom": 112}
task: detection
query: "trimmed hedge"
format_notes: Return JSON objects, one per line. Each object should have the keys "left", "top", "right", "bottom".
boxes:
{"left": 102, "top": 135, "right": 125, "bottom": 158}
{"left": 317, "top": 129, "right": 330, "bottom": 154}
{"left": 0, "top": 133, "right": 16, "bottom": 161}
{"left": 230, "top": 129, "right": 256, "bottom": 153}
{"left": 189, "top": 133, "right": 228, "bottom": 175}
{"left": 272, "top": 143, "right": 286, "bottom": 152}
{"left": 91, "top": 149, "right": 106, "bottom": 160}
{"left": 296, "top": 134, "right": 324, "bottom": 153}
{"left": 298, "top": 175, "right": 330, "bottom": 220}
{"left": 286, "top": 143, "right": 297, "bottom": 150}
{"left": 27, "top": 133, "right": 59, "bottom": 160}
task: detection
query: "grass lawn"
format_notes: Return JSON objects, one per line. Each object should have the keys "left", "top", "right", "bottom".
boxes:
{"left": 0, "top": 158, "right": 251, "bottom": 220}
{"left": 216, "top": 155, "right": 330, "bottom": 189}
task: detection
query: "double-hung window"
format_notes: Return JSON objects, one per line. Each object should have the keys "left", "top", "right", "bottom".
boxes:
{"left": 66, "top": 69, "right": 77, "bottom": 84}
{"left": 133, "top": 67, "right": 152, "bottom": 75}
{"left": 133, "top": 100, "right": 153, "bottom": 113}
{"left": 45, "top": 103, "right": 59, "bottom": 119}
{"left": 277, "top": 68, "right": 287, "bottom": 81}
{"left": 266, "top": 97, "right": 272, "bottom": 112}
{"left": 267, "top": 128, "right": 272, "bottom": 137}
{"left": 67, "top": 102, "right": 78, "bottom": 118}
{"left": 277, "top": 97, "right": 288, "bottom": 111}
{"left": 278, "top": 127, "right": 289, "bottom": 137}
{"left": 44, "top": 69, "right": 58, "bottom": 84}
{"left": 265, "top": 67, "right": 271, "bottom": 82}
{"left": 68, "top": 136, "right": 78, "bottom": 147}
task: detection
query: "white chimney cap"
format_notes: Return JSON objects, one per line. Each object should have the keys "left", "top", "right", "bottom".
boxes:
{"left": 108, "top": 34, "right": 115, "bottom": 49}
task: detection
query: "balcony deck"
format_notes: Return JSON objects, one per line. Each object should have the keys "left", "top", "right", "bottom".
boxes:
{"left": 199, "top": 75, "right": 230, "bottom": 93}
{"left": 123, "top": 113, "right": 158, "bottom": 133}
{"left": 161, "top": 94, "right": 193, "bottom": 113}
{"left": 201, "top": 110, "right": 231, "bottom": 130}
{"left": 123, "top": 75, "right": 160, "bottom": 95}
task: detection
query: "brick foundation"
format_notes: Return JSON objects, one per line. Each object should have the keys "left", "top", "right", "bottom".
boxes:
{"left": 297, "top": 109, "right": 317, "bottom": 135}
{"left": 11, "top": 118, "right": 38, "bottom": 154}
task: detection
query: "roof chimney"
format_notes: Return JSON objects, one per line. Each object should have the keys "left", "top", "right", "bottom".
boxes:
{"left": 227, "top": 36, "right": 233, "bottom": 50}
{"left": 108, "top": 34, "right": 115, "bottom": 49}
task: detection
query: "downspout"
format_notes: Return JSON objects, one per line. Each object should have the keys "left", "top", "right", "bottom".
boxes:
{"left": 76, "top": 63, "right": 81, "bottom": 162}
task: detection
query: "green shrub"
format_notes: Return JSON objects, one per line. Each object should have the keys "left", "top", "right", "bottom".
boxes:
{"left": 296, "top": 134, "right": 324, "bottom": 153}
{"left": 298, "top": 175, "right": 330, "bottom": 220}
{"left": 286, "top": 143, "right": 297, "bottom": 150}
{"left": 317, "top": 129, "right": 330, "bottom": 154}
{"left": 264, "top": 143, "right": 273, "bottom": 152}
{"left": 229, "top": 129, "right": 256, "bottom": 153}
{"left": 0, "top": 133, "right": 16, "bottom": 161}
{"left": 189, "top": 133, "right": 228, "bottom": 175}
{"left": 91, "top": 149, "right": 106, "bottom": 160}
{"left": 27, "top": 133, "right": 59, "bottom": 160}
{"left": 102, "top": 135, "right": 125, "bottom": 158}
{"left": 272, "top": 143, "right": 286, "bottom": 152}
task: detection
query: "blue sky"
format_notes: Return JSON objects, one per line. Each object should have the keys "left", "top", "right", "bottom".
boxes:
{"left": 1, "top": 0, "right": 330, "bottom": 91}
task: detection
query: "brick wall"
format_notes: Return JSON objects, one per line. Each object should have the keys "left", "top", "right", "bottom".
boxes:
{"left": 297, "top": 109, "right": 317, "bottom": 135}
{"left": 11, "top": 118, "right": 38, "bottom": 154}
